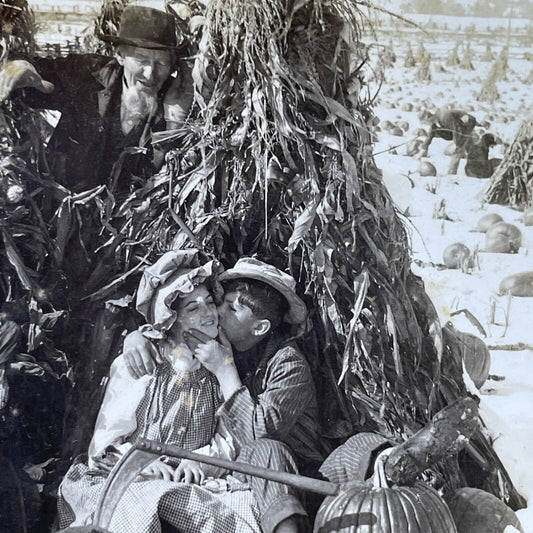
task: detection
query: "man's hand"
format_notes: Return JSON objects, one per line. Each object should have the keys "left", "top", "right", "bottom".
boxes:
{"left": 163, "top": 60, "right": 193, "bottom": 128}
{"left": 122, "top": 330, "right": 162, "bottom": 379}
{"left": 174, "top": 459, "right": 205, "bottom": 485}
{"left": 0, "top": 60, "right": 54, "bottom": 101}
{"left": 183, "top": 328, "right": 242, "bottom": 399}
{"left": 141, "top": 459, "right": 176, "bottom": 481}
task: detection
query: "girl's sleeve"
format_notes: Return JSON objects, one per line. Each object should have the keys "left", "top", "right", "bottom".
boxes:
{"left": 87, "top": 355, "right": 151, "bottom": 468}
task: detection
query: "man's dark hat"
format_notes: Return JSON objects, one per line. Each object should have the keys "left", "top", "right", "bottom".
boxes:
{"left": 99, "top": 6, "right": 184, "bottom": 51}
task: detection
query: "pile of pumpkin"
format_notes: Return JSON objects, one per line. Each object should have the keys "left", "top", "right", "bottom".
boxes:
{"left": 313, "top": 395, "right": 523, "bottom": 532}
{"left": 315, "top": 461, "right": 524, "bottom": 533}
{"left": 312, "top": 396, "right": 523, "bottom": 532}
{"left": 438, "top": 211, "right": 533, "bottom": 391}
{"left": 444, "top": 212, "right": 533, "bottom": 297}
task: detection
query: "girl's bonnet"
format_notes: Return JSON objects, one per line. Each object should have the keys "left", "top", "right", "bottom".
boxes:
{"left": 136, "top": 249, "right": 224, "bottom": 339}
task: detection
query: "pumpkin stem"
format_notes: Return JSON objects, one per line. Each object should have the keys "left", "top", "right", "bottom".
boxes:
{"left": 372, "top": 447, "right": 395, "bottom": 489}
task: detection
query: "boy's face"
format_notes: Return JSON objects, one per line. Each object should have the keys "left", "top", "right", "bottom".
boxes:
{"left": 217, "top": 290, "right": 258, "bottom": 350}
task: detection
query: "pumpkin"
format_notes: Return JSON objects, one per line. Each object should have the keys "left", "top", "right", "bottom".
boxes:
{"left": 419, "top": 161, "right": 437, "bottom": 176}
{"left": 484, "top": 222, "right": 522, "bottom": 253}
{"left": 475, "top": 213, "right": 503, "bottom": 233}
{"left": 390, "top": 126, "right": 404, "bottom": 137}
{"left": 499, "top": 271, "right": 533, "bottom": 297}
{"left": 314, "top": 451, "right": 458, "bottom": 533}
{"left": 405, "top": 138, "right": 422, "bottom": 156}
{"left": 397, "top": 120, "right": 410, "bottom": 131}
{"left": 445, "top": 487, "right": 524, "bottom": 533}
{"left": 446, "top": 327, "right": 491, "bottom": 389}
{"left": 443, "top": 243, "right": 474, "bottom": 271}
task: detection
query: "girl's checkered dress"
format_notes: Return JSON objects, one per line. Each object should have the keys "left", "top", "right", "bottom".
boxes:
{"left": 57, "top": 362, "right": 261, "bottom": 533}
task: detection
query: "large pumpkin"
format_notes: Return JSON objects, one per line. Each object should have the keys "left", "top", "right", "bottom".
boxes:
{"left": 419, "top": 160, "right": 437, "bottom": 176}
{"left": 314, "top": 452, "right": 458, "bottom": 532}
{"left": 443, "top": 326, "right": 491, "bottom": 389}
{"left": 499, "top": 271, "right": 533, "bottom": 297}
{"left": 443, "top": 242, "right": 473, "bottom": 271}
{"left": 484, "top": 222, "right": 522, "bottom": 253}
{"left": 445, "top": 487, "right": 524, "bottom": 533}
{"left": 475, "top": 213, "right": 503, "bottom": 233}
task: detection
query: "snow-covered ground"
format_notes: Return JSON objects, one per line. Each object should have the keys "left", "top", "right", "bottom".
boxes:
{"left": 373, "top": 41, "right": 533, "bottom": 531}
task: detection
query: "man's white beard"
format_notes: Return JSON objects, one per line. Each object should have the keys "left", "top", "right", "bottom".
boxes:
{"left": 121, "top": 83, "right": 158, "bottom": 127}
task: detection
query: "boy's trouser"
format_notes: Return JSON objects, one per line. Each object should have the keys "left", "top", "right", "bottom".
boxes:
{"left": 236, "top": 438, "right": 308, "bottom": 533}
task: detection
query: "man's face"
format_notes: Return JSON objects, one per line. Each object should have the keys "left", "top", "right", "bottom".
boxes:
{"left": 117, "top": 46, "right": 173, "bottom": 95}
{"left": 217, "top": 290, "right": 258, "bottom": 350}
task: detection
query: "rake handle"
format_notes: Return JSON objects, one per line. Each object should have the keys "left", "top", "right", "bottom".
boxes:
{"left": 136, "top": 438, "right": 339, "bottom": 497}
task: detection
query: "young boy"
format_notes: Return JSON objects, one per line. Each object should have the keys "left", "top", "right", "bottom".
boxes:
{"left": 464, "top": 133, "right": 501, "bottom": 179}
{"left": 123, "top": 257, "right": 324, "bottom": 533}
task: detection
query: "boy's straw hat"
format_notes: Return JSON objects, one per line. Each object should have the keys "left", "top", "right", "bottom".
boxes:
{"left": 219, "top": 257, "right": 307, "bottom": 325}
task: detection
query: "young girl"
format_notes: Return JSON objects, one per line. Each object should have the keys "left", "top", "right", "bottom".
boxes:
{"left": 56, "top": 250, "right": 261, "bottom": 533}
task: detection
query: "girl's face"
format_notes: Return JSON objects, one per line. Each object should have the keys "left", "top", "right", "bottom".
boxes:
{"left": 171, "top": 284, "right": 218, "bottom": 342}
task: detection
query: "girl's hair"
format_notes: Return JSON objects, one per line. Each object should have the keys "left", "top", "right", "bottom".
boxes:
{"left": 223, "top": 279, "right": 288, "bottom": 329}
{"left": 170, "top": 278, "right": 221, "bottom": 312}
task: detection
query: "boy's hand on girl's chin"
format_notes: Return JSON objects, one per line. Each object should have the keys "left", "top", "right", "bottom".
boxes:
{"left": 182, "top": 327, "right": 220, "bottom": 352}
{"left": 183, "top": 328, "right": 234, "bottom": 375}
{"left": 181, "top": 328, "right": 205, "bottom": 352}
{"left": 187, "top": 328, "right": 241, "bottom": 399}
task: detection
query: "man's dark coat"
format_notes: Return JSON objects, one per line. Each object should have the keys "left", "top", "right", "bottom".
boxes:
{"left": 23, "top": 54, "right": 169, "bottom": 193}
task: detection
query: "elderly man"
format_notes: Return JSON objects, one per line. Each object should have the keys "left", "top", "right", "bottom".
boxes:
{"left": 0, "top": 5, "right": 192, "bottom": 194}
{"left": 0, "top": 6, "right": 194, "bottom": 467}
